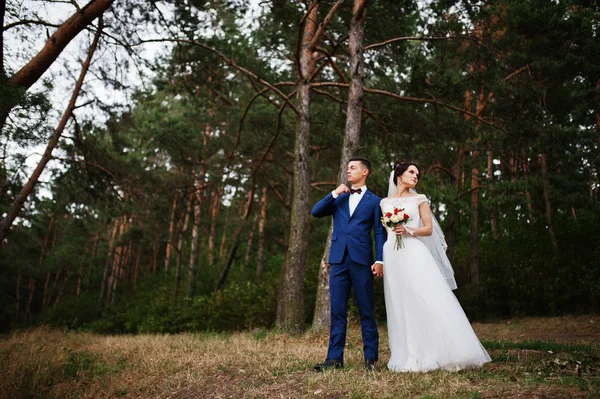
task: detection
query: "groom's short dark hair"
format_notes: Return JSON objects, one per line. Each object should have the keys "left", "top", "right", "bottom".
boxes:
{"left": 349, "top": 157, "right": 372, "bottom": 177}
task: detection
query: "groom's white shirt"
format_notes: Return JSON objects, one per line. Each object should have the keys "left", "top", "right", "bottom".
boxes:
{"left": 331, "top": 185, "right": 383, "bottom": 265}
{"left": 330, "top": 185, "right": 366, "bottom": 216}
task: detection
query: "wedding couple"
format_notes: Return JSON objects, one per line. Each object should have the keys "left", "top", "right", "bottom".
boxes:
{"left": 311, "top": 157, "right": 491, "bottom": 372}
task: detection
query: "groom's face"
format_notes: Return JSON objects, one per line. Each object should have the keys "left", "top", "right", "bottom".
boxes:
{"left": 347, "top": 161, "right": 368, "bottom": 185}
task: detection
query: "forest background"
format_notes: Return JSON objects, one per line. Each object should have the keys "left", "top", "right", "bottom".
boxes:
{"left": 1, "top": 0, "right": 599, "bottom": 335}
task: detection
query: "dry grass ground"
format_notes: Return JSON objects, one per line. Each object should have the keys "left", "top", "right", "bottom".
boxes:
{"left": 1, "top": 316, "right": 599, "bottom": 398}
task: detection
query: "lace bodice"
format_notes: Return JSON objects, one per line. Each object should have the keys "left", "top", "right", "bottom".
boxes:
{"left": 380, "top": 194, "right": 428, "bottom": 230}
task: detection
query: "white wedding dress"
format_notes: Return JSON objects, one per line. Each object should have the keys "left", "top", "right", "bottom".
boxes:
{"left": 380, "top": 195, "right": 491, "bottom": 372}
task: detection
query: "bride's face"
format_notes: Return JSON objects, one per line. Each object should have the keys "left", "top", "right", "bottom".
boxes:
{"left": 399, "top": 165, "right": 420, "bottom": 188}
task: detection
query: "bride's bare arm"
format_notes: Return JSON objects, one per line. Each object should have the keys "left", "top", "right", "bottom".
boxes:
{"left": 392, "top": 202, "right": 433, "bottom": 237}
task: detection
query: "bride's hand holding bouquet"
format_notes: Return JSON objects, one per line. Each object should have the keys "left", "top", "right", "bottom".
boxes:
{"left": 381, "top": 207, "right": 412, "bottom": 249}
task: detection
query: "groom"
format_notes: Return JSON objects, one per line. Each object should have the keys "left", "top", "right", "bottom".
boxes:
{"left": 311, "top": 157, "right": 386, "bottom": 371}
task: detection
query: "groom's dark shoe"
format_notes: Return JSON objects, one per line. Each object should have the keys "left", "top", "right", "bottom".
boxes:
{"left": 314, "top": 358, "right": 343, "bottom": 372}
{"left": 365, "top": 359, "right": 377, "bottom": 371}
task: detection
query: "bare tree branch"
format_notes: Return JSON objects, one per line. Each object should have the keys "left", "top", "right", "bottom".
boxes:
{"left": 365, "top": 35, "right": 473, "bottom": 51}
{"left": 3, "top": 19, "right": 62, "bottom": 31}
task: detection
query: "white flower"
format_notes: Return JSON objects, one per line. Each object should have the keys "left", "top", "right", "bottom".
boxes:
{"left": 390, "top": 214, "right": 401, "bottom": 223}
{"left": 383, "top": 216, "right": 390, "bottom": 224}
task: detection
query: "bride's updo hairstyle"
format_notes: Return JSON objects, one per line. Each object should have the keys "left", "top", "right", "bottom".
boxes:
{"left": 393, "top": 160, "right": 421, "bottom": 185}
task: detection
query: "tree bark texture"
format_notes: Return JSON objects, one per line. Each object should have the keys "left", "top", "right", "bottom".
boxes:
{"left": 208, "top": 185, "right": 222, "bottom": 267}
{"left": 276, "top": 0, "right": 319, "bottom": 332}
{"left": 256, "top": 186, "right": 268, "bottom": 280}
{"left": 164, "top": 191, "right": 179, "bottom": 274}
{"left": 99, "top": 217, "right": 119, "bottom": 305}
{"left": 313, "top": 0, "right": 367, "bottom": 332}
{"left": 187, "top": 165, "right": 206, "bottom": 298}
{"left": 174, "top": 192, "right": 193, "bottom": 298}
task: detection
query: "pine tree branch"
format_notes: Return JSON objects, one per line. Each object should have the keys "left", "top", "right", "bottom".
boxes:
{"left": 134, "top": 38, "right": 298, "bottom": 115}
{"left": 365, "top": 35, "right": 473, "bottom": 51}
{"left": 3, "top": 19, "right": 62, "bottom": 31}
{"left": 312, "top": 82, "right": 505, "bottom": 132}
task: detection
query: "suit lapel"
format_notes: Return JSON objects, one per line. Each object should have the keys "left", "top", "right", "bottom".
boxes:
{"left": 339, "top": 193, "right": 351, "bottom": 219}
{"left": 349, "top": 190, "right": 371, "bottom": 220}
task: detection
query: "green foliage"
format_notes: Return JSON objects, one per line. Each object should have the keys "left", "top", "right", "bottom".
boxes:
{"left": 2, "top": 0, "right": 600, "bottom": 334}
{"left": 75, "top": 274, "right": 278, "bottom": 334}
{"left": 459, "top": 210, "right": 600, "bottom": 320}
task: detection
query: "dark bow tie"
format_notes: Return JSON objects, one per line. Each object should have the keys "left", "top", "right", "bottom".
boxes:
{"left": 349, "top": 188, "right": 362, "bottom": 195}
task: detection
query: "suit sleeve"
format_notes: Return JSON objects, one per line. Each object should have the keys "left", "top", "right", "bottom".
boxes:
{"left": 312, "top": 192, "right": 337, "bottom": 218}
{"left": 373, "top": 199, "right": 386, "bottom": 262}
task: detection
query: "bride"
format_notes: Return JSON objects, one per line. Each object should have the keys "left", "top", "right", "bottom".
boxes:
{"left": 380, "top": 161, "right": 491, "bottom": 372}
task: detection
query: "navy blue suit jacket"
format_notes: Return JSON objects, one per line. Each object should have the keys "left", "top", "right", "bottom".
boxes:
{"left": 312, "top": 189, "right": 386, "bottom": 265}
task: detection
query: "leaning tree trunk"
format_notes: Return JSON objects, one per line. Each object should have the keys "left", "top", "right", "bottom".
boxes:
{"left": 0, "top": 0, "right": 114, "bottom": 133}
{"left": 0, "top": 18, "right": 103, "bottom": 242}
{"left": 313, "top": 0, "right": 368, "bottom": 332}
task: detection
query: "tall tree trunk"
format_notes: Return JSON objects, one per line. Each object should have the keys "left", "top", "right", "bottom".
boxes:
{"left": 108, "top": 214, "right": 127, "bottom": 305}
{"left": 540, "top": 153, "right": 559, "bottom": 253}
{"left": 276, "top": 0, "right": 319, "bottom": 332}
{"left": 208, "top": 185, "right": 222, "bottom": 267}
{"left": 87, "top": 227, "right": 100, "bottom": 289}
{"left": 133, "top": 245, "right": 141, "bottom": 289}
{"left": 219, "top": 207, "right": 230, "bottom": 262}
{"left": 152, "top": 240, "right": 158, "bottom": 274}
{"left": 187, "top": 166, "right": 206, "bottom": 298}
{"left": 46, "top": 262, "right": 63, "bottom": 310}
{"left": 215, "top": 189, "right": 255, "bottom": 291}
{"left": 487, "top": 144, "right": 498, "bottom": 239}
{"left": 53, "top": 266, "right": 71, "bottom": 307}
{"left": 446, "top": 147, "right": 465, "bottom": 263}
{"left": 0, "top": 19, "right": 103, "bottom": 242}
{"left": 468, "top": 85, "right": 489, "bottom": 287}
{"left": 164, "top": 191, "right": 179, "bottom": 274}
{"left": 25, "top": 277, "right": 35, "bottom": 321}
{"left": 187, "top": 119, "right": 212, "bottom": 297}
{"left": 0, "top": 0, "right": 114, "bottom": 132}
{"left": 313, "top": 0, "right": 367, "bottom": 332}
{"left": 174, "top": 192, "right": 193, "bottom": 298}
{"left": 256, "top": 186, "right": 268, "bottom": 280}
{"left": 38, "top": 215, "right": 55, "bottom": 310}
{"left": 244, "top": 212, "right": 259, "bottom": 267}
{"left": 522, "top": 151, "right": 535, "bottom": 223}
{"left": 99, "top": 218, "right": 119, "bottom": 305}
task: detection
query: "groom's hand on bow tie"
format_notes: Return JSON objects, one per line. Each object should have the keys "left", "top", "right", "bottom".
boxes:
{"left": 334, "top": 184, "right": 350, "bottom": 196}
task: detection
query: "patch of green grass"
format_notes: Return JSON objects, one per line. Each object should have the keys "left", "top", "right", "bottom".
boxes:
{"left": 482, "top": 339, "right": 599, "bottom": 355}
